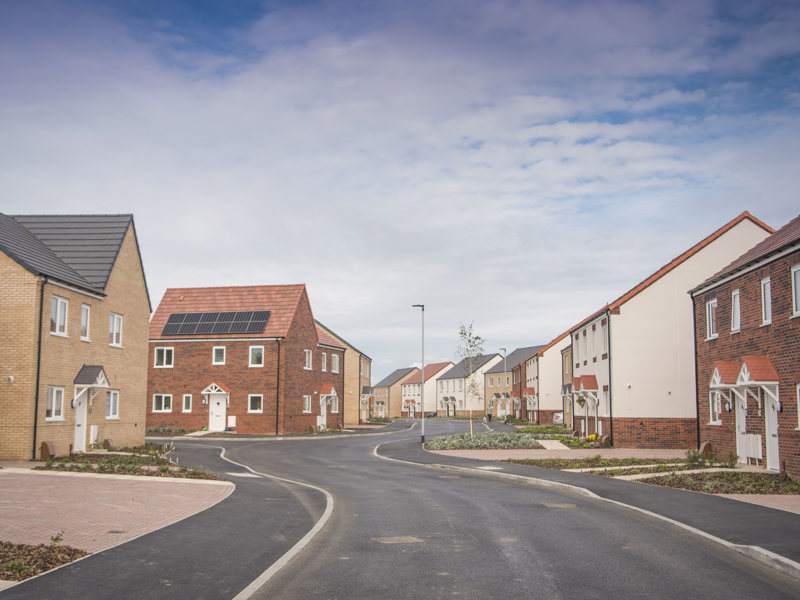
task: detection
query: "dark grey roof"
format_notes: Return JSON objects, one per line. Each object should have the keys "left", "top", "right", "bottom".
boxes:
{"left": 0, "top": 213, "right": 96, "bottom": 292}
{"left": 374, "top": 367, "right": 417, "bottom": 388}
{"left": 73, "top": 365, "right": 108, "bottom": 385}
{"left": 485, "top": 346, "right": 545, "bottom": 374}
{"left": 10, "top": 214, "right": 133, "bottom": 292}
{"left": 438, "top": 354, "right": 500, "bottom": 380}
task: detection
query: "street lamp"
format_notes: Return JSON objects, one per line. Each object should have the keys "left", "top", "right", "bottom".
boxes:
{"left": 500, "top": 347, "right": 507, "bottom": 419}
{"left": 412, "top": 304, "right": 425, "bottom": 444}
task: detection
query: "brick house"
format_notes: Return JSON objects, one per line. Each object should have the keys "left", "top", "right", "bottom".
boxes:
{"left": 315, "top": 320, "right": 372, "bottom": 426}
{"left": 571, "top": 211, "right": 773, "bottom": 447}
{"left": 691, "top": 213, "right": 800, "bottom": 476}
{"left": 372, "top": 367, "right": 418, "bottom": 419}
{"left": 147, "top": 284, "right": 344, "bottom": 434}
{"left": 0, "top": 214, "right": 151, "bottom": 459}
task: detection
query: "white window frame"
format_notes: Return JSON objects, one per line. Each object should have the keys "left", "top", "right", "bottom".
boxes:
{"left": 709, "top": 391, "right": 721, "bottom": 425}
{"left": 304, "top": 349, "right": 312, "bottom": 370}
{"left": 46, "top": 386, "right": 64, "bottom": 421}
{"left": 332, "top": 354, "right": 339, "bottom": 374}
{"left": 506, "top": 375, "right": 510, "bottom": 386}
{"left": 154, "top": 347, "right": 174, "bottom": 368}
{"left": 331, "top": 395, "right": 339, "bottom": 413}
{"left": 80, "top": 304, "right": 91, "bottom": 341}
{"left": 489, "top": 377, "right": 493, "bottom": 388}
{"left": 248, "top": 394, "right": 263, "bottom": 413}
{"left": 796, "top": 383, "right": 800, "bottom": 430}
{"left": 730, "top": 289, "right": 741, "bottom": 333}
{"left": 706, "top": 298, "right": 718, "bottom": 340}
{"left": 602, "top": 320, "right": 608, "bottom": 355}
{"left": 50, "top": 296, "right": 68, "bottom": 336}
{"left": 303, "top": 394, "right": 312, "bottom": 413}
{"left": 249, "top": 345, "right": 264, "bottom": 368}
{"left": 106, "top": 389, "right": 119, "bottom": 419}
{"left": 322, "top": 352, "right": 327, "bottom": 372}
{"left": 792, "top": 264, "right": 800, "bottom": 318}
{"left": 109, "top": 313, "right": 123, "bottom": 347}
{"left": 761, "top": 277, "right": 772, "bottom": 325}
{"left": 213, "top": 346, "right": 226, "bottom": 365}
{"left": 183, "top": 394, "right": 192, "bottom": 413}
{"left": 153, "top": 394, "right": 172, "bottom": 413}
{"left": 574, "top": 334, "right": 580, "bottom": 362}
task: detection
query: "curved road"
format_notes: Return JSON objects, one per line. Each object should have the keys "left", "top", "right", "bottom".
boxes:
{"left": 5, "top": 419, "right": 800, "bottom": 599}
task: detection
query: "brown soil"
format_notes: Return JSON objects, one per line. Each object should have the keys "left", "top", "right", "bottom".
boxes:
{"left": 1, "top": 541, "right": 88, "bottom": 582}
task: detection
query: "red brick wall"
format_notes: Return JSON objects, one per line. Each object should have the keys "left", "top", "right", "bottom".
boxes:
{"left": 610, "top": 418, "right": 697, "bottom": 448}
{"left": 694, "top": 248, "right": 800, "bottom": 477}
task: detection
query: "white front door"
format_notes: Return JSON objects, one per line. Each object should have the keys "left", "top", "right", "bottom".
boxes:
{"left": 735, "top": 393, "right": 747, "bottom": 464}
{"left": 209, "top": 393, "right": 227, "bottom": 432}
{"left": 317, "top": 398, "right": 327, "bottom": 429}
{"left": 73, "top": 392, "right": 87, "bottom": 453}
{"left": 765, "top": 397, "right": 780, "bottom": 471}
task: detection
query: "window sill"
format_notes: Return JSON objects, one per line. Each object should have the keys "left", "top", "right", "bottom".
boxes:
{"left": 154, "top": 365, "right": 174, "bottom": 369}
{"left": 109, "top": 344, "right": 123, "bottom": 349}
{"left": 249, "top": 365, "right": 264, "bottom": 368}
{"left": 760, "top": 322, "right": 772, "bottom": 328}
{"left": 705, "top": 335, "right": 719, "bottom": 341}
{"left": 152, "top": 410, "right": 172, "bottom": 414}
{"left": 708, "top": 421, "right": 722, "bottom": 426}
{"left": 50, "top": 332, "right": 68, "bottom": 338}
{"left": 247, "top": 411, "right": 263, "bottom": 414}
{"left": 730, "top": 329, "right": 740, "bottom": 335}
{"left": 105, "top": 417, "right": 120, "bottom": 421}
{"left": 45, "top": 418, "right": 65, "bottom": 422}
{"left": 182, "top": 411, "right": 192, "bottom": 414}
{"left": 81, "top": 337, "right": 90, "bottom": 342}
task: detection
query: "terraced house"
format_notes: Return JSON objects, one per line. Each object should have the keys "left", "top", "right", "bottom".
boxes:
{"left": 147, "top": 284, "right": 345, "bottom": 434}
{"left": 0, "top": 214, "right": 151, "bottom": 459}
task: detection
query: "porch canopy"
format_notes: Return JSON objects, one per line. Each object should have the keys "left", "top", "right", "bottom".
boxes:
{"left": 523, "top": 387, "right": 536, "bottom": 410}
{"left": 709, "top": 356, "right": 779, "bottom": 413}
{"left": 572, "top": 375, "right": 600, "bottom": 435}
{"left": 72, "top": 365, "right": 109, "bottom": 407}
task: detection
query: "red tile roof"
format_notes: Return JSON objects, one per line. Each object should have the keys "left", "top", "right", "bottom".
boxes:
{"left": 524, "top": 387, "right": 536, "bottom": 396}
{"left": 403, "top": 362, "right": 454, "bottom": 384}
{"left": 741, "top": 355, "right": 779, "bottom": 383}
{"left": 316, "top": 324, "right": 345, "bottom": 350}
{"left": 712, "top": 361, "right": 740, "bottom": 386}
{"left": 320, "top": 384, "right": 336, "bottom": 396}
{"left": 579, "top": 375, "right": 599, "bottom": 391}
{"left": 150, "top": 284, "right": 307, "bottom": 340}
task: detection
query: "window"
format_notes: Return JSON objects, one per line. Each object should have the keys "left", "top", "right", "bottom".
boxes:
{"left": 154, "top": 347, "right": 174, "bottom": 368}
{"left": 797, "top": 384, "right": 800, "bottom": 430}
{"left": 80, "top": 304, "right": 90, "bottom": 340}
{"left": 153, "top": 394, "right": 172, "bottom": 412}
{"left": 322, "top": 352, "right": 327, "bottom": 372}
{"left": 706, "top": 298, "right": 718, "bottom": 339}
{"left": 709, "top": 391, "right": 721, "bottom": 425}
{"left": 792, "top": 265, "right": 800, "bottom": 317}
{"left": 248, "top": 394, "right": 263, "bottom": 413}
{"left": 458, "top": 380, "right": 463, "bottom": 391}
{"left": 489, "top": 377, "right": 493, "bottom": 388}
{"left": 303, "top": 394, "right": 312, "bottom": 413}
{"left": 46, "top": 386, "right": 64, "bottom": 420}
{"left": 506, "top": 375, "right": 509, "bottom": 386}
{"left": 602, "top": 320, "right": 608, "bottom": 355}
{"left": 304, "top": 349, "right": 312, "bottom": 370}
{"left": 591, "top": 327, "right": 597, "bottom": 358}
{"left": 731, "top": 289, "right": 741, "bottom": 333}
{"left": 106, "top": 390, "right": 119, "bottom": 419}
{"left": 213, "top": 346, "right": 226, "bottom": 365}
{"left": 574, "top": 334, "right": 580, "bottom": 362}
{"left": 109, "top": 313, "right": 123, "bottom": 346}
{"left": 50, "top": 296, "right": 68, "bottom": 336}
{"left": 250, "top": 346, "right": 264, "bottom": 367}
{"left": 439, "top": 381, "right": 443, "bottom": 392}
{"left": 762, "top": 277, "right": 772, "bottom": 325}
{"left": 183, "top": 394, "right": 192, "bottom": 413}
{"left": 332, "top": 354, "right": 339, "bottom": 373}
{"left": 331, "top": 395, "right": 339, "bottom": 413}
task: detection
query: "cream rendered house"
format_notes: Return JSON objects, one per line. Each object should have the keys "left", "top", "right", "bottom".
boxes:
{"left": 437, "top": 354, "right": 501, "bottom": 417}
{"left": 401, "top": 362, "right": 454, "bottom": 416}
{"left": 571, "top": 211, "right": 773, "bottom": 447}
{"left": 523, "top": 333, "right": 571, "bottom": 425}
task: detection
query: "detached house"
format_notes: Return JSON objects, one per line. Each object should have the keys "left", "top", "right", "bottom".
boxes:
{"left": 571, "top": 211, "right": 773, "bottom": 447}
{"left": 0, "top": 214, "right": 151, "bottom": 459}
{"left": 401, "top": 362, "right": 454, "bottom": 417}
{"left": 372, "top": 367, "right": 418, "bottom": 419}
{"left": 147, "top": 284, "right": 344, "bottom": 434}
{"left": 691, "top": 214, "right": 800, "bottom": 476}
{"left": 437, "top": 354, "right": 501, "bottom": 417}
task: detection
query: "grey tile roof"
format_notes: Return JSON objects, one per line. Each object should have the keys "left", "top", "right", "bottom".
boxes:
{"left": 73, "top": 365, "right": 108, "bottom": 385}
{"left": 10, "top": 214, "right": 134, "bottom": 293}
{"left": 373, "top": 367, "right": 417, "bottom": 388}
{"left": 485, "top": 346, "right": 545, "bottom": 374}
{"left": 438, "top": 354, "right": 500, "bottom": 379}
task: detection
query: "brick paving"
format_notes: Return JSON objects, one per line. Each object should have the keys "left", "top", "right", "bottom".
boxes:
{"left": 0, "top": 467, "right": 233, "bottom": 553}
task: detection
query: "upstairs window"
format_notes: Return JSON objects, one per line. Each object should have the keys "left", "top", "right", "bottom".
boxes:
{"left": 81, "top": 304, "right": 90, "bottom": 340}
{"left": 332, "top": 354, "right": 339, "bottom": 373}
{"left": 731, "top": 289, "right": 741, "bottom": 333}
{"left": 304, "top": 349, "right": 312, "bottom": 370}
{"left": 154, "top": 347, "right": 174, "bottom": 368}
{"left": 249, "top": 346, "right": 264, "bottom": 367}
{"left": 792, "top": 265, "right": 800, "bottom": 318}
{"left": 706, "top": 299, "right": 718, "bottom": 339}
{"left": 213, "top": 346, "right": 226, "bottom": 365}
{"left": 50, "top": 296, "right": 68, "bottom": 336}
{"left": 761, "top": 277, "right": 772, "bottom": 325}
{"left": 109, "top": 313, "right": 123, "bottom": 346}
{"left": 322, "top": 352, "right": 327, "bottom": 372}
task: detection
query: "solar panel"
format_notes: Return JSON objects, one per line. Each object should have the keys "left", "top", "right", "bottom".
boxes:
{"left": 161, "top": 310, "right": 271, "bottom": 336}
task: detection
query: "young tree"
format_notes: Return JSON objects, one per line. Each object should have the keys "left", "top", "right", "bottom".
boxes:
{"left": 456, "top": 322, "right": 485, "bottom": 435}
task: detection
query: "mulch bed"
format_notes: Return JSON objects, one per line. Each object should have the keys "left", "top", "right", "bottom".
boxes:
{"left": 1, "top": 542, "right": 88, "bottom": 582}
{"left": 640, "top": 471, "right": 800, "bottom": 494}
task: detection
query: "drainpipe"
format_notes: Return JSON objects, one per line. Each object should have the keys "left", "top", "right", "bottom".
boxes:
{"left": 32, "top": 276, "right": 46, "bottom": 459}
{"left": 275, "top": 340, "right": 281, "bottom": 435}
{"left": 691, "top": 294, "right": 701, "bottom": 450}
{"left": 607, "top": 309, "right": 614, "bottom": 447}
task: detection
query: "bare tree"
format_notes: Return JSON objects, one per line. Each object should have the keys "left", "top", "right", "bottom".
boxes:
{"left": 456, "top": 322, "right": 485, "bottom": 435}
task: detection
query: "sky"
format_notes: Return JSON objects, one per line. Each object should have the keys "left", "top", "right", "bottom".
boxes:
{"left": 2, "top": 0, "right": 799, "bottom": 383}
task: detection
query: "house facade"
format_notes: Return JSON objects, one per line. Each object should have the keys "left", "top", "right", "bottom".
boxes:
{"left": 691, "top": 214, "right": 800, "bottom": 476}
{"left": 147, "top": 284, "right": 344, "bottom": 434}
{"left": 315, "top": 320, "right": 372, "bottom": 426}
{"left": 437, "top": 354, "right": 501, "bottom": 417}
{"left": 401, "top": 362, "right": 454, "bottom": 417}
{"left": 571, "top": 211, "right": 773, "bottom": 447}
{"left": 372, "top": 367, "right": 418, "bottom": 419}
{"left": 0, "top": 214, "right": 151, "bottom": 460}
{"left": 521, "top": 336, "right": 571, "bottom": 425}
{"left": 561, "top": 344, "right": 574, "bottom": 429}
{"left": 486, "top": 347, "right": 541, "bottom": 420}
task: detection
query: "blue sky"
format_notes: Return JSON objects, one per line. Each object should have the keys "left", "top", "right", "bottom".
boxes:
{"left": 2, "top": 0, "right": 799, "bottom": 382}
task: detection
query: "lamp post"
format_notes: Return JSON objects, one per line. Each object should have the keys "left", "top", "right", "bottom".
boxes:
{"left": 412, "top": 304, "right": 425, "bottom": 444}
{"left": 500, "top": 347, "right": 507, "bottom": 418}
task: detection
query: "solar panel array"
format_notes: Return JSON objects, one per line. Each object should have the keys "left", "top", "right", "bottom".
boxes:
{"left": 162, "top": 311, "right": 270, "bottom": 336}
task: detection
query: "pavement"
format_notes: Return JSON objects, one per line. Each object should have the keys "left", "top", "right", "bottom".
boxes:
{"left": 2, "top": 435, "right": 800, "bottom": 591}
